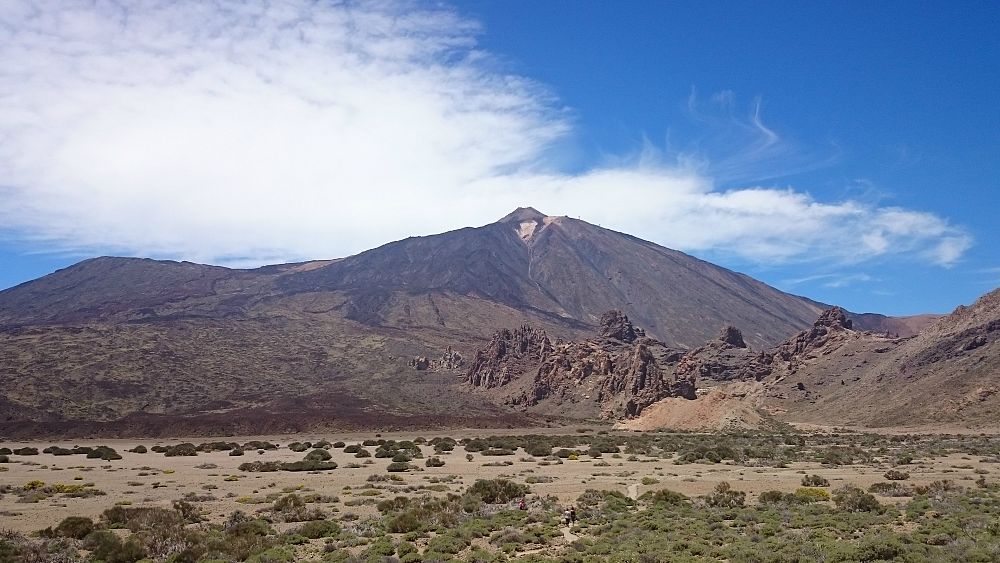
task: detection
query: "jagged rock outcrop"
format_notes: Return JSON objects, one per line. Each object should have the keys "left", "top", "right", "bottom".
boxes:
{"left": 718, "top": 325, "right": 747, "bottom": 348}
{"left": 599, "top": 310, "right": 644, "bottom": 343}
{"left": 771, "top": 306, "right": 853, "bottom": 365}
{"left": 408, "top": 346, "right": 464, "bottom": 372}
{"left": 675, "top": 324, "right": 764, "bottom": 382}
{"left": 466, "top": 326, "right": 552, "bottom": 388}
{"left": 467, "top": 312, "right": 694, "bottom": 419}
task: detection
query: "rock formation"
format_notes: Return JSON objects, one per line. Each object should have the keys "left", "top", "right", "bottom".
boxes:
{"left": 466, "top": 326, "right": 552, "bottom": 388}
{"left": 409, "top": 347, "right": 464, "bottom": 372}
{"left": 674, "top": 325, "right": 764, "bottom": 383}
{"left": 466, "top": 311, "right": 695, "bottom": 419}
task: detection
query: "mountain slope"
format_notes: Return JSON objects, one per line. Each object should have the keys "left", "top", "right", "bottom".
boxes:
{"left": 760, "top": 288, "right": 1000, "bottom": 428}
{"left": 279, "top": 207, "right": 825, "bottom": 349}
{"left": 0, "top": 208, "right": 936, "bottom": 436}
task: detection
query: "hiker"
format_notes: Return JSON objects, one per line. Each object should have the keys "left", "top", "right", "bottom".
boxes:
{"left": 518, "top": 497, "right": 527, "bottom": 511}
{"left": 563, "top": 508, "right": 572, "bottom": 526}
{"left": 570, "top": 506, "right": 577, "bottom": 525}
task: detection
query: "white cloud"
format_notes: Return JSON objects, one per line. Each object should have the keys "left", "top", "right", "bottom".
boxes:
{"left": 0, "top": 0, "right": 973, "bottom": 268}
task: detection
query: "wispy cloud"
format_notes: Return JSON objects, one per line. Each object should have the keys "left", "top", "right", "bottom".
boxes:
{"left": 0, "top": 0, "right": 974, "bottom": 268}
{"left": 784, "top": 273, "right": 876, "bottom": 288}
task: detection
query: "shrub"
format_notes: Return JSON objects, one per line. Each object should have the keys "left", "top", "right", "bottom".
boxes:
{"left": 793, "top": 487, "right": 831, "bottom": 503}
{"left": 332, "top": 441, "right": 346, "bottom": 448}
{"left": 54, "top": 516, "right": 93, "bottom": 539}
{"left": 0, "top": 455, "right": 8, "bottom": 463}
{"left": 704, "top": 482, "right": 745, "bottom": 508}
{"left": 642, "top": 489, "right": 689, "bottom": 506}
{"left": 12, "top": 447, "right": 38, "bottom": 455}
{"left": 387, "top": 462, "right": 411, "bottom": 473}
{"left": 434, "top": 441, "right": 456, "bottom": 453}
{"left": 281, "top": 460, "right": 337, "bottom": 472}
{"left": 833, "top": 486, "right": 882, "bottom": 512}
{"left": 101, "top": 505, "right": 184, "bottom": 532}
{"left": 229, "top": 448, "right": 245, "bottom": 456}
{"left": 388, "top": 511, "right": 422, "bottom": 533}
{"left": 425, "top": 457, "right": 446, "bottom": 467}
{"left": 86, "top": 446, "right": 121, "bottom": 461}
{"left": 297, "top": 519, "right": 340, "bottom": 539}
{"left": 163, "top": 443, "right": 198, "bottom": 457}
{"left": 801, "top": 474, "right": 830, "bottom": 487}
{"left": 197, "top": 441, "right": 239, "bottom": 452}
{"left": 467, "top": 479, "right": 529, "bottom": 504}
{"left": 0, "top": 447, "right": 11, "bottom": 455}
{"left": 354, "top": 449, "right": 372, "bottom": 458}
{"left": 239, "top": 461, "right": 282, "bottom": 472}
{"left": 84, "top": 530, "right": 147, "bottom": 562}
{"left": 288, "top": 442, "right": 310, "bottom": 452}
{"left": 884, "top": 469, "right": 910, "bottom": 481}
{"left": 392, "top": 452, "right": 412, "bottom": 463}
{"left": 242, "top": 441, "right": 277, "bottom": 451}
{"left": 868, "top": 482, "right": 912, "bottom": 497}
{"left": 129, "top": 445, "right": 147, "bottom": 454}
{"left": 758, "top": 490, "right": 786, "bottom": 504}
{"left": 305, "top": 449, "right": 332, "bottom": 461}
{"left": 525, "top": 442, "right": 552, "bottom": 457}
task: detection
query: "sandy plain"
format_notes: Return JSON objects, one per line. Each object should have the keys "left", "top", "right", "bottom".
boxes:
{"left": 1, "top": 429, "right": 996, "bottom": 535}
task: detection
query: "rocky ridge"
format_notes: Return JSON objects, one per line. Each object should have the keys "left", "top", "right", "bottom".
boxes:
{"left": 467, "top": 311, "right": 696, "bottom": 419}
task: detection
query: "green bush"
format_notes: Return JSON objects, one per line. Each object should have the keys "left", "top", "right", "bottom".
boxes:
{"left": 343, "top": 444, "right": 362, "bottom": 453}
{"left": 54, "top": 516, "right": 94, "bottom": 539}
{"left": 281, "top": 460, "right": 337, "bottom": 472}
{"left": 833, "top": 485, "right": 882, "bottom": 512}
{"left": 794, "top": 487, "right": 831, "bottom": 503}
{"left": 704, "top": 482, "right": 745, "bottom": 508}
{"left": 242, "top": 441, "right": 277, "bottom": 451}
{"left": 229, "top": 448, "right": 245, "bottom": 456}
{"left": 467, "top": 479, "right": 529, "bottom": 504}
{"left": 86, "top": 446, "right": 121, "bottom": 461}
{"left": 288, "top": 442, "right": 310, "bottom": 452}
{"left": 387, "top": 511, "right": 422, "bottom": 533}
{"left": 163, "top": 443, "right": 198, "bottom": 457}
{"left": 0, "top": 455, "right": 8, "bottom": 463}
{"left": 296, "top": 519, "right": 340, "bottom": 539}
{"left": 425, "top": 457, "right": 446, "bottom": 467}
{"left": 387, "top": 462, "right": 411, "bottom": 473}
{"left": 304, "top": 449, "right": 332, "bottom": 461}
{"left": 391, "top": 452, "right": 412, "bottom": 463}
{"left": 884, "top": 469, "right": 910, "bottom": 481}
{"left": 84, "top": 530, "right": 147, "bottom": 562}
{"left": 354, "top": 449, "right": 372, "bottom": 458}
{"left": 642, "top": 488, "right": 690, "bottom": 506}
{"left": 332, "top": 441, "right": 346, "bottom": 448}
{"left": 868, "top": 482, "right": 912, "bottom": 497}
{"left": 129, "top": 445, "right": 147, "bottom": 454}
{"left": 525, "top": 442, "right": 552, "bottom": 457}
{"left": 758, "top": 490, "right": 787, "bottom": 504}
{"left": 12, "top": 447, "right": 38, "bottom": 455}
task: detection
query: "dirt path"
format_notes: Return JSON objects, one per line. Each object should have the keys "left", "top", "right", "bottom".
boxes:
{"left": 561, "top": 526, "right": 578, "bottom": 542}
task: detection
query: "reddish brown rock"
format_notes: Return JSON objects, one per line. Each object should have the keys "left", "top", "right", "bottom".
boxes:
{"left": 467, "top": 312, "right": 694, "bottom": 419}
{"left": 466, "top": 325, "right": 552, "bottom": 388}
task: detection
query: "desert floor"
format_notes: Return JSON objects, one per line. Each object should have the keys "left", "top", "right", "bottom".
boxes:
{"left": 1, "top": 428, "right": 996, "bottom": 535}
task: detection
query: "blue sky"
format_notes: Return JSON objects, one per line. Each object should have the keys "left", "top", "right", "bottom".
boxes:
{"left": 0, "top": 0, "right": 996, "bottom": 316}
